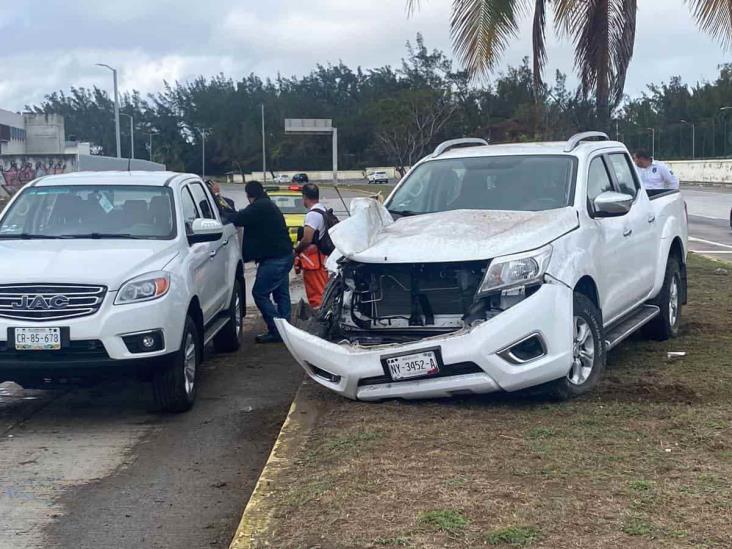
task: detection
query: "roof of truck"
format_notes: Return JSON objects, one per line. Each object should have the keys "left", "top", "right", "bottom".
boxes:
{"left": 434, "top": 140, "right": 627, "bottom": 160}
{"left": 30, "top": 171, "right": 198, "bottom": 187}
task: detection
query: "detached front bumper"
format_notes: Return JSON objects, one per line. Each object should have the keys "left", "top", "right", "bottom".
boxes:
{"left": 276, "top": 282, "right": 574, "bottom": 401}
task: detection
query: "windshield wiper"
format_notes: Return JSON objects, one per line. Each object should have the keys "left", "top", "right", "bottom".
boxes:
{"left": 0, "top": 233, "right": 65, "bottom": 239}
{"left": 388, "top": 209, "right": 422, "bottom": 218}
{"left": 57, "top": 233, "right": 148, "bottom": 240}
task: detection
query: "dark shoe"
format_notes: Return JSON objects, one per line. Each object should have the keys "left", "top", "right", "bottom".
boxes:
{"left": 255, "top": 332, "right": 282, "bottom": 344}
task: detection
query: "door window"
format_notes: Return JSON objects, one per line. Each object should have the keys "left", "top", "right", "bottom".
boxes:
{"left": 587, "top": 157, "right": 614, "bottom": 202}
{"left": 181, "top": 186, "right": 199, "bottom": 226}
{"left": 189, "top": 182, "right": 216, "bottom": 219}
{"left": 607, "top": 153, "right": 639, "bottom": 198}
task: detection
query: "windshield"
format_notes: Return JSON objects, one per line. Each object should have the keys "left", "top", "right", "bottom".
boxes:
{"left": 386, "top": 155, "right": 576, "bottom": 215}
{"left": 271, "top": 195, "right": 306, "bottom": 214}
{"left": 0, "top": 185, "right": 176, "bottom": 240}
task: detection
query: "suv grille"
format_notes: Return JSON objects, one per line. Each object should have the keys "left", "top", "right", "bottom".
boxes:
{"left": 0, "top": 284, "right": 107, "bottom": 321}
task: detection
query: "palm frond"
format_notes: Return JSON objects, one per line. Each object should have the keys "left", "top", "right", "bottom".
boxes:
{"left": 406, "top": 0, "right": 423, "bottom": 16}
{"left": 450, "top": 0, "right": 528, "bottom": 77}
{"left": 686, "top": 0, "right": 732, "bottom": 49}
{"left": 609, "top": 0, "right": 637, "bottom": 107}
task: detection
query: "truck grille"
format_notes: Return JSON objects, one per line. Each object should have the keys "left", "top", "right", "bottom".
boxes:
{"left": 0, "top": 284, "right": 107, "bottom": 321}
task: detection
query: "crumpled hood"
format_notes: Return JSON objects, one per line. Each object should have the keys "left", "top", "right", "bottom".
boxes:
{"left": 330, "top": 198, "right": 578, "bottom": 263}
{"left": 0, "top": 240, "right": 180, "bottom": 290}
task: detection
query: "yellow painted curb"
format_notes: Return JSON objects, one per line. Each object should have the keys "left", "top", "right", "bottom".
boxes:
{"left": 229, "top": 381, "right": 315, "bottom": 548}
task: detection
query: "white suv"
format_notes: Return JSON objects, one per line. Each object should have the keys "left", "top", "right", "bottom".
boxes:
{"left": 0, "top": 171, "right": 245, "bottom": 412}
{"left": 278, "top": 133, "right": 688, "bottom": 401}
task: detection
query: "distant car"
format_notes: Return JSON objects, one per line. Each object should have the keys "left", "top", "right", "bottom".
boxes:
{"left": 266, "top": 185, "right": 307, "bottom": 244}
{"left": 292, "top": 173, "right": 309, "bottom": 184}
{"left": 368, "top": 171, "right": 389, "bottom": 184}
{"left": 273, "top": 174, "right": 290, "bottom": 184}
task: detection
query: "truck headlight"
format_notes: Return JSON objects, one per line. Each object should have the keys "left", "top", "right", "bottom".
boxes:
{"left": 115, "top": 272, "right": 170, "bottom": 305}
{"left": 478, "top": 245, "right": 553, "bottom": 295}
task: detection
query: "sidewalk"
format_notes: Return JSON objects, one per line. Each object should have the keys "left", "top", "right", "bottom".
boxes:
{"left": 230, "top": 255, "right": 732, "bottom": 548}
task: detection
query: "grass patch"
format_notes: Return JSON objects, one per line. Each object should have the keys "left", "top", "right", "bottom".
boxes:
{"left": 373, "top": 536, "right": 412, "bottom": 546}
{"left": 485, "top": 526, "right": 541, "bottom": 546}
{"left": 258, "top": 256, "right": 732, "bottom": 548}
{"left": 418, "top": 510, "right": 468, "bottom": 533}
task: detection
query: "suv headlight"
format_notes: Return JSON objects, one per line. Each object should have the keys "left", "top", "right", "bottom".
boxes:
{"left": 115, "top": 272, "right": 170, "bottom": 305}
{"left": 478, "top": 245, "right": 553, "bottom": 296}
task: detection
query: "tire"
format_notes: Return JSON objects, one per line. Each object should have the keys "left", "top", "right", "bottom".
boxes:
{"left": 545, "top": 293, "right": 606, "bottom": 400}
{"left": 643, "top": 256, "right": 682, "bottom": 340}
{"left": 152, "top": 315, "right": 199, "bottom": 413}
{"left": 214, "top": 279, "right": 244, "bottom": 353}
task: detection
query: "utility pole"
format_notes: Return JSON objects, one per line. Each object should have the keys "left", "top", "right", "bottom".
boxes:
{"left": 332, "top": 127, "right": 338, "bottom": 185}
{"left": 145, "top": 130, "right": 157, "bottom": 161}
{"left": 96, "top": 63, "right": 121, "bottom": 158}
{"left": 261, "top": 104, "right": 267, "bottom": 183}
{"left": 119, "top": 113, "right": 134, "bottom": 159}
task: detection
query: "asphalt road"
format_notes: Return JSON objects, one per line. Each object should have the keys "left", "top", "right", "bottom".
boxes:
{"left": 0, "top": 318, "right": 302, "bottom": 549}
{"left": 682, "top": 186, "right": 732, "bottom": 263}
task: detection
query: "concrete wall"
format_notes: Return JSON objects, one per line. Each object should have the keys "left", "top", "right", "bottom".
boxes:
{"left": 23, "top": 113, "right": 65, "bottom": 154}
{"left": 0, "top": 109, "right": 26, "bottom": 155}
{"left": 241, "top": 166, "right": 401, "bottom": 183}
{"left": 666, "top": 159, "right": 732, "bottom": 184}
{"left": 76, "top": 155, "right": 165, "bottom": 172}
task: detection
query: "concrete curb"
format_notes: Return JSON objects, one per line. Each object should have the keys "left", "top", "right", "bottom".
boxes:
{"left": 229, "top": 380, "right": 319, "bottom": 549}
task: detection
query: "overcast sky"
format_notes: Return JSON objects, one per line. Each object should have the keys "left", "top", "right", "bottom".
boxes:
{"left": 0, "top": 0, "right": 729, "bottom": 112}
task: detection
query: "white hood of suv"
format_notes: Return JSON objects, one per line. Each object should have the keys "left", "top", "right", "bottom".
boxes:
{"left": 0, "top": 240, "right": 179, "bottom": 290}
{"left": 330, "top": 198, "right": 578, "bottom": 263}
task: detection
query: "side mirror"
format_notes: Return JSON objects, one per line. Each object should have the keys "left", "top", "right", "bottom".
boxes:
{"left": 593, "top": 191, "right": 633, "bottom": 217}
{"left": 188, "top": 218, "right": 223, "bottom": 244}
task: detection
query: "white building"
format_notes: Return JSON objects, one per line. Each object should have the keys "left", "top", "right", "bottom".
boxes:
{"left": 0, "top": 108, "right": 84, "bottom": 155}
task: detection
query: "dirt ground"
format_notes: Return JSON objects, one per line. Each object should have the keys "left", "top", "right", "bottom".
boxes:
{"left": 254, "top": 255, "right": 731, "bottom": 548}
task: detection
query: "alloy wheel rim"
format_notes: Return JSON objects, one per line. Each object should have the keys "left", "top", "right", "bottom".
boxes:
{"left": 183, "top": 332, "right": 196, "bottom": 396}
{"left": 669, "top": 276, "right": 680, "bottom": 327}
{"left": 568, "top": 316, "right": 595, "bottom": 386}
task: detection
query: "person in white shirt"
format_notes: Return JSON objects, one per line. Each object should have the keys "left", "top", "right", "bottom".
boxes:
{"left": 633, "top": 150, "right": 679, "bottom": 190}
{"left": 294, "top": 184, "right": 329, "bottom": 307}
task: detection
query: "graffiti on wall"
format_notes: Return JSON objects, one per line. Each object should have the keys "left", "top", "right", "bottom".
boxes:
{"left": 0, "top": 155, "right": 76, "bottom": 194}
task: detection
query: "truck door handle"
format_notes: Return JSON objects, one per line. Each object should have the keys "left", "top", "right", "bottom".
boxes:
{"left": 209, "top": 249, "right": 217, "bottom": 258}
{"left": 222, "top": 239, "right": 229, "bottom": 247}
{"left": 623, "top": 228, "right": 633, "bottom": 237}
{"left": 648, "top": 215, "right": 656, "bottom": 224}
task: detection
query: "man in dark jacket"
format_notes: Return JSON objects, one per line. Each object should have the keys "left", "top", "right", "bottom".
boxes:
{"left": 225, "top": 181, "right": 293, "bottom": 343}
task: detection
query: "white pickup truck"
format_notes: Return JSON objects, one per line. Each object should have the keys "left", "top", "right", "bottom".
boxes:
{"left": 0, "top": 171, "right": 245, "bottom": 412}
{"left": 277, "top": 132, "right": 689, "bottom": 401}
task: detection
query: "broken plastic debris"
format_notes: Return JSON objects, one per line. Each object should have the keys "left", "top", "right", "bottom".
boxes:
{"left": 714, "top": 268, "right": 729, "bottom": 275}
{"left": 667, "top": 352, "right": 686, "bottom": 359}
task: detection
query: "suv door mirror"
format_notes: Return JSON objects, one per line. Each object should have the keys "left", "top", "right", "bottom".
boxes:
{"left": 188, "top": 218, "right": 223, "bottom": 244}
{"left": 593, "top": 191, "right": 633, "bottom": 217}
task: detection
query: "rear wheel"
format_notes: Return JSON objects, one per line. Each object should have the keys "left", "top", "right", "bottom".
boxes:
{"left": 546, "top": 293, "right": 606, "bottom": 400}
{"left": 643, "top": 256, "right": 682, "bottom": 340}
{"left": 214, "top": 279, "right": 244, "bottom": 353}
{"left": 152, "top": 315, "right": 199, "bottom": 413}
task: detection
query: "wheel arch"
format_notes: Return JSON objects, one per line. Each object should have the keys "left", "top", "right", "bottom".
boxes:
{"left": 573, "top": 275, "right": 602, "bottom": 320}
{"left": 668, "top": 236, "right": 687, "bottom": 304}
{"left": 187, "top": 296, "right": 204, "bottom": 345}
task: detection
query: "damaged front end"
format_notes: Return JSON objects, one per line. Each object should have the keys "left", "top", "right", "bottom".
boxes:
{"left": 295, "top": 257, "right": 542, "bottom": 346}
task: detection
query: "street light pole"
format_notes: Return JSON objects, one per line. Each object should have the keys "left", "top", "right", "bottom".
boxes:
{"left": 144, "top": 131, "right": 157, "bottom": 161}
{"left": 646, "top": 127, "right": 655, "bottom": 158}
{"left": 96, "top": 63, "right": 121, "bottom": 158}
{"left": 721, "top": 107, "right": 732, "bottom": 157}
{"left": 681, "top": 120, "right": 695, "bottom": 159}
{"left": 196, "top": 128, "right": 209, "bottom": 179}
{"left": 261, "top": 104, "right": 267, "bottom": 183}
{"left": 119, "top": 113, "right": 134, "bottom": 159}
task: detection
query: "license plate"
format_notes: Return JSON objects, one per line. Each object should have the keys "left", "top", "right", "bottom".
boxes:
{"left": 384, "top": 351, "right": 440, "bottom": 381}
{"left": 14, "top": 327, "right": 62, "bottom": 351}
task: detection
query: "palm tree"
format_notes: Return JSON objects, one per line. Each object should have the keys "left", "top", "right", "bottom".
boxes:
{"left": 407, "top": 0, "right": 732, "bottom": 128}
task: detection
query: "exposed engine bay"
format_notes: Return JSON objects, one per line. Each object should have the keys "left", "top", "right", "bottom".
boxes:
{"left": 296, "top": 259, "right": 536, "bottom": 345}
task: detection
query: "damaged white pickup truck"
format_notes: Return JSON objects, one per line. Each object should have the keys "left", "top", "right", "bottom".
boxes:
{"left": 276, "top": 132, "right": 688, "bottom": 401}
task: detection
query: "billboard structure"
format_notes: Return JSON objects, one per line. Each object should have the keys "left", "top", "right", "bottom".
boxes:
{"left": 285, "top": 119, "right": 338, "bottom": 184}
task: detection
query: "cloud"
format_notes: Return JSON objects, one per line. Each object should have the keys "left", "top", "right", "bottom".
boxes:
{"left": 0, "top": 0, "right": 728, "bottom": 111}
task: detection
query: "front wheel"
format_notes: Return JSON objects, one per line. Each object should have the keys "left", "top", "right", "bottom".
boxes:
{"left": 152, "top": 315, "right": 199, "bottom": 413}
{"left": 643, "top": 257, "right": 682, "bottom": 340}
{"left": 214, "top": 279, "right": 244, "bottom": 353}
{"left": 545, "top": 293, "right": 606, "bottom": 400}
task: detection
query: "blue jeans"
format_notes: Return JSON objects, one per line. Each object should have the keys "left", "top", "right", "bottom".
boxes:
{"left": 252, "top": 254, "right": 294, "bottom": 335}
